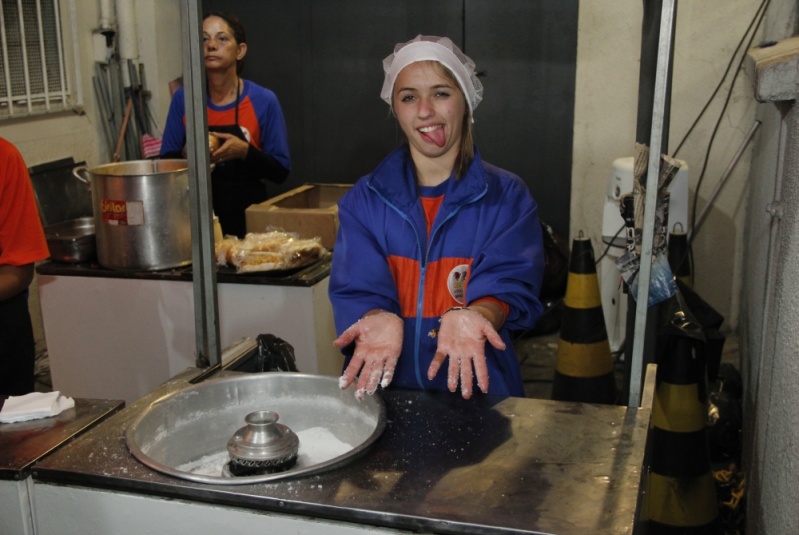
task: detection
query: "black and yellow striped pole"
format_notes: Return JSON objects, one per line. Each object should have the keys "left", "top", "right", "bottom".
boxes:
{"left": 668, "top": 225, "right": 693, "bottom": 288}
{"left": 551, "top": 234, "right": 616, "bottom": 404}
{"left": 647, "top": 335, "right": 720, "bottom": 534}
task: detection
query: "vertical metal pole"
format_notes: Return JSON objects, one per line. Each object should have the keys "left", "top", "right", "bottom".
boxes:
{"left": 16, "top": 0, "right": 33, "bottom": 113}
{"left": 628, "top": 0, "right": 676, "bottom": 407}
{"left": 181, "top": 0, "right": 221, "bottom": 368}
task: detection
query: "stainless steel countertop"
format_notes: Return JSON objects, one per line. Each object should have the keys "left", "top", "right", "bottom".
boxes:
{"left": 1, "top": 398, "right": 124, "bottom": 480}
{"left": 32, "top": 368, "right": 654, "bottom": 535}
{"left": 35, "top": 254, "right": 332, "bottom": 287}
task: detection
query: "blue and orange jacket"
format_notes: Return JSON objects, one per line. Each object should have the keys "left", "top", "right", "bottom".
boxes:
{"left": 329, "top": 145, "right": 544, "bottom": 397}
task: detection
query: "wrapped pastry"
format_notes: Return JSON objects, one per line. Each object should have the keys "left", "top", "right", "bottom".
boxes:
{"left": 215, "top": 230, "right": 327, "bottom": 273}
{"left": 215, "top": 237, "right": 240, "bottom": 266}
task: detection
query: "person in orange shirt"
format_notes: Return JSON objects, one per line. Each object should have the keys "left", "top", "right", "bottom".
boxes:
{"left": 0, "top": 137, "right": 50, "bottom": 395}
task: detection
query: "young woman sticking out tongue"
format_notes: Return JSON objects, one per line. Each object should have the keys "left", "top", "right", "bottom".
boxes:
{"left": 329, "top": 35, "right": 545, "bottom": 401}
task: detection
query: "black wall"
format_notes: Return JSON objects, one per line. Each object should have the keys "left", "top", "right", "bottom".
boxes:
{"left": 202, "top": 0, "right": 577, "bottom": 235}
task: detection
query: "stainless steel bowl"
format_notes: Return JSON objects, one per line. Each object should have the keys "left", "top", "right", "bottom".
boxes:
{"left": 44, "top": 217, "right": 96, "bottom": 263}
{"left": 125, "top": 373, "right": 386, "bottom": 485}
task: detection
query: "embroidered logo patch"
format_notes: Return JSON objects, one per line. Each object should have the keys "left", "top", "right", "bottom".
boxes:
{"left": 447, "top": 264, "right": 469, "bottom": 304}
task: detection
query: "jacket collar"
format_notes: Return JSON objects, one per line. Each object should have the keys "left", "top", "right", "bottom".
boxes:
{"left": 367, "top": 144, "right": 487, "bottom": 212}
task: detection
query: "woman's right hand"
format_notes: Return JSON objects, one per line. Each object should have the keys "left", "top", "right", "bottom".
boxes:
{"left": 210, "top": 132, "right": 249, "bottom": 164}
{"left": 334, "top": 311, "right": 403, "bottom": 400}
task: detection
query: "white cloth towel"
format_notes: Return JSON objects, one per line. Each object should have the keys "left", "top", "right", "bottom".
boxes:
{"left": 0, "top": 391, "right": 75, "bottom": 423}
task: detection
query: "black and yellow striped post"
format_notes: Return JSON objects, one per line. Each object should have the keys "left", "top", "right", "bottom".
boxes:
{"left": 647, "top": 335, "right": 721, "bottom": 534}
{"left": 551, "top": 234, "right": 616, "bottom": 404}
{"left": 668, "top": 228, "right": 693, "bottom": 287}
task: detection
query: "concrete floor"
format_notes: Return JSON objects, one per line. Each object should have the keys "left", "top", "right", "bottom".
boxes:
{"left": 515, "top": 330, "right": 561, "bottom": 400}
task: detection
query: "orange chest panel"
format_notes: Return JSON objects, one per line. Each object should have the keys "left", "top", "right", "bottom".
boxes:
{"left": 387, "top": 255, "right": 472, "bottom": 318}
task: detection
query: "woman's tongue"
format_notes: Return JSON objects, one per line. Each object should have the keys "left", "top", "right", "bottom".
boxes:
{"left": 420, "top": 126, "right": 446, "bottom": 148}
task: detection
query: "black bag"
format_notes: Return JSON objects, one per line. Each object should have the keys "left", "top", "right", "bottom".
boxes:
{"left": 255, "top": 334, "right": 299, "bottom": 372}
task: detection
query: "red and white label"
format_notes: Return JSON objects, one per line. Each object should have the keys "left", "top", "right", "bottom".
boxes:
{"left": 101, "top": 199, "right": 145, "bottom": 226}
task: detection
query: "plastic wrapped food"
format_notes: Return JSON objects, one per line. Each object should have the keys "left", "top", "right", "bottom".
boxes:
{"left": 215, "top": 230, "right": 327, "bottom": 273}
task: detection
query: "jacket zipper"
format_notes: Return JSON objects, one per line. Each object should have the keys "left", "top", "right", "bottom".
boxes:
{"left": 370, "top": 182, "right": 488, "bottom": 388}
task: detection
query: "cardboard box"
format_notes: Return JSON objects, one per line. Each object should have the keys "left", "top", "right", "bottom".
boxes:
{"left": 245, "top": 183, "right": 352, "bottom": 249}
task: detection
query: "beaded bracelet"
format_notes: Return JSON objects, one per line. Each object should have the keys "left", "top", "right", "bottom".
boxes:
{"left": 446, "top": 304, "right": 505, "bottom": 326}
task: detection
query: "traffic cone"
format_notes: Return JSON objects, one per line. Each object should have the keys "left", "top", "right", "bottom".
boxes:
{"left": 668, "top": 228, "right": 693, "bottom": 287}
{"left": 647, "top": 335, "right": 721, "bottom": 534}
{"left": 551, "top": 234, "right": 616, "bottom": 404}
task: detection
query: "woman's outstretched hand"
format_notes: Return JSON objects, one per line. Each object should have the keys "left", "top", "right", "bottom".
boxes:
{"left": 428, "top": 307, "right": 506, "bottom": 399}
{"left": 334, "top": 311, "right": 403, "bottom": 400}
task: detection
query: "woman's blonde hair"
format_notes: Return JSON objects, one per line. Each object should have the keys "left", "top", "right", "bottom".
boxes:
{"left": 432, "top": 62, "right": 474, "bottom": 179}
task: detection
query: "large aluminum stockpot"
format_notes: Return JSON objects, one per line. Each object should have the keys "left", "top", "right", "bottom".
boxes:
{"left": 74, "top": 160, "right": 192, "bottom": 271}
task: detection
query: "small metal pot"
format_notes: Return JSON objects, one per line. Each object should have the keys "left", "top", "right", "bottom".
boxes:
{"left": 44, "top": 217, "right": 97, "bottom": 263}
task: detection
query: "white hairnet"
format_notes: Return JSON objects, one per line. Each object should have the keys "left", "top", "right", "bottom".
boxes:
{"left": 380, "top": 35, "right": 484, "bottom": 118}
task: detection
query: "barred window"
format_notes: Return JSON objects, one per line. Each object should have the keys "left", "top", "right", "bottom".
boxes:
{"left": 0, "top": 0, "right": 72, "bottom": 120}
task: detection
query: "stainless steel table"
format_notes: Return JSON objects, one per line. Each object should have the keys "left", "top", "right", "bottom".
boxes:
{"left": 31, "top": 367, "right": 655, "bottom": 535}
{"left": 1, "top": 398, "right": 123, "bottom": 535}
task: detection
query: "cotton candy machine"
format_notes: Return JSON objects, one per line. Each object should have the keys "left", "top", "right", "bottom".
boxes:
{"left": 125, "top": 373, "right": 386, "bottom": 485}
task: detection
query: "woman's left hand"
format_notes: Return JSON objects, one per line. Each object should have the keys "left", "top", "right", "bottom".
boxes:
{"left": 428, "top": 308, "right": 506, "bottom": 399}
{"left": 210, "top": 132, "right": 249, "bottom": 163}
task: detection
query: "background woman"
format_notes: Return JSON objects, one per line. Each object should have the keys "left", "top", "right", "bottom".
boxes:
{"left": 160, "top": 11, "right": 291, "bottom": 238}
{"left": 329, "top": 35, "right": 544, "bottom": 400}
